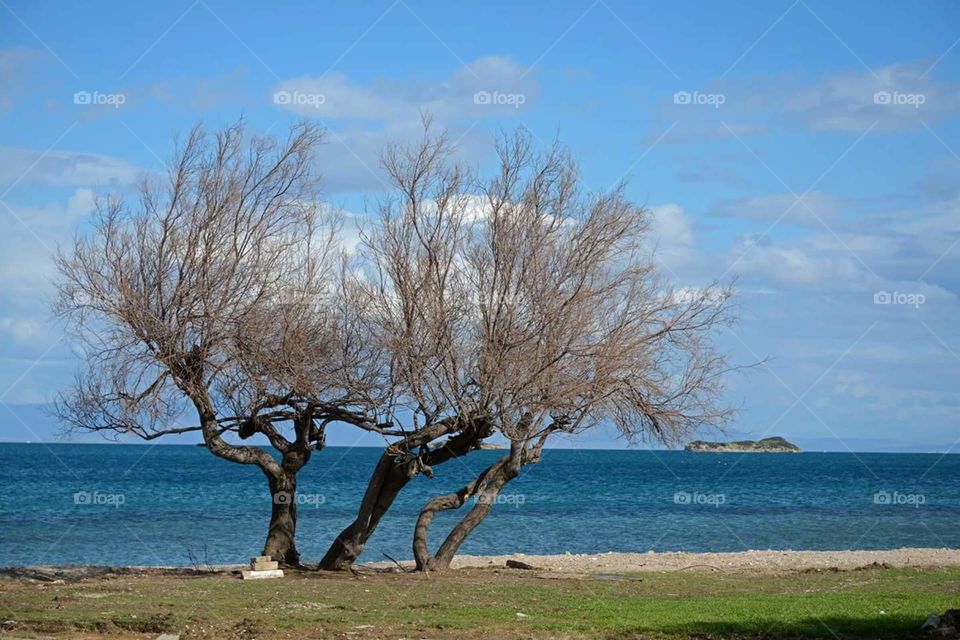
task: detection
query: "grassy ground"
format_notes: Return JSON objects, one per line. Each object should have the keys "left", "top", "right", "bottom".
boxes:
{"left": 1, "top": 564, "right": 957, "bottom": 639}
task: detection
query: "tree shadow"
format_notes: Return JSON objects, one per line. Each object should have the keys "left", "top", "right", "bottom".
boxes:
{"left": 613, "top": 613, "right": 930, "bottom": 639}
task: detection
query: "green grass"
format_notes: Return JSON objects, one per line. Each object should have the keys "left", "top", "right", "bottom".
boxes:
{"left": 1, "top": 565, "right": 957, "bottom": 638}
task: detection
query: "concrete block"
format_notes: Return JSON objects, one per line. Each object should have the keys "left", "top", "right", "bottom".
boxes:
{"left": 241, "top": 569, "right": 284, "bottom": 580}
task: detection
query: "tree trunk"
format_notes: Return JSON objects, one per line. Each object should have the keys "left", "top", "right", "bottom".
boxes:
{"left": 318, "top": 451, "right": 413, "bottom": 569}
{"left": 263, "top": 467, "right": 300, "bottom": 565}
{"left": 262, "top": 447, "right": 311, "bottom": 567}
{"left": 191, "top": 394, "right": 314, "bottom": 568}
{"left": 319, "top": 419, "right": 491, "bottom": 570}
{"left": 430, "top": 464, "right": 515, "bottom": 569}
{"left": 414, "top": 445, "right": 523, "bottom": 572}
{"left": 413, "top": 462, "right": 500, "bottom": 570}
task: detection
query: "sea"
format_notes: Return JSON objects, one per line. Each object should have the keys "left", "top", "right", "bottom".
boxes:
{"left": 1, "top": 444, "right": 957, "bottom": 567}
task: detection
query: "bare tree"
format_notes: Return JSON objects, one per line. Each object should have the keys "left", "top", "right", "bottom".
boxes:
{"left": 352, "top": 129, "right": 735, "bottom": 571}
{"left": 53, "top": 120, "right": 383, "bottom": 566}
{"left": 317, "top": 124, "right": 495, "bottom": 570}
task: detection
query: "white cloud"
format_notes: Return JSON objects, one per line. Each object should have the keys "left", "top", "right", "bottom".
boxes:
{"left": 717, "top": 61, "right": 960, "bottom": 133}
{"left": 805, "top": 232, "right": 901, "bottom": 257}
{"left": 314, "top": 119, "right": 491, "bottom": 194}
{"left": 0, "top": 317, "right": 45, "bottom": 344}
{"left": 273, "top": 72, "right": 398, "bottom": 120}
{"left": 728, "top": 236, "right": 873, "bottom": 290}
{"left": 832, "top": 370, "right": 959, "bottom": 421}
{"left": 1, "top": 189, "right": 95, "bottom": 291}
{"left": 649, "top": 203, "right": 695, "bottom": 247}
{"left": 458, "top": 193, "right": 493, "bottom": 223}
{"left": 713, "top": 192, "right": 845, "bottom": 227}
{"left": 889, "top": 195, "right": 960, "bottom": 236}
{"left": 271, "top": 56, "right": 538, "bottom": 122}
{"left": 0, "top": 147, "right": 139, "bottom": 188}
{"left": 656, "top": 59, "right": 960, "bottom": 140}
{"left": 646, "top": 203, "right": 703, "bottom": 276}
{"left": 0, "top": 190, "right": 99, "bottom": 383}
{"left": 265, "top": 57, "right": 541, "bottom": 193}
{"left": 779, "top": 61, "right": 960, "bottom": 132}
{"left": 670, "top": 286, "right": 726, "bottom": 305}
{"left": 726, "top": 224, "right": 960, "bottom": 297}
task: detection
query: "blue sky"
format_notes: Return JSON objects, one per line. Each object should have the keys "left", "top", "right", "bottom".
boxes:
{"left": 1, "top": 0, "right": 958, "bottom": 451}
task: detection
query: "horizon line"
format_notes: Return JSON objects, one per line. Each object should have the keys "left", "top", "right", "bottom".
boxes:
{"left": 0, "top": 441, "right": 956, "bottom": 455}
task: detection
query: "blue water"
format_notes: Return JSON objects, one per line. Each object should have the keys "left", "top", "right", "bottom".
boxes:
{"left": 1, "top": 444, "right": 957, "bottom": 566}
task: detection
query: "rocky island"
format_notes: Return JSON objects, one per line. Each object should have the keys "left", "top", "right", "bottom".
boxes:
{"left": 684, "top": 436, "right": 801, "bottom": 453}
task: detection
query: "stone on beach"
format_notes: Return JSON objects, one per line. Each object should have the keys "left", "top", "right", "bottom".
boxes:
{"left": 241, "top": 569, "right": 284, "bottom": 580}
{"left": 241, "top": 556, "right": 284, "bottom": 580}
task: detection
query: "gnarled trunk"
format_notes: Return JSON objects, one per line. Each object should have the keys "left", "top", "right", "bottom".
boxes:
{"left": 318, "top": 451, "right": 409, "bottom": 570}
{"left": 263, "top": 468, "right": 299, "bottom": 565}
{"left": 189, "top": 374, "right": 320, "bottom": 569}
{"left": 413, "top": 466, "right": 494, "bottom": 570}
{"left": 413, "top": 444, "right": 523, "bottom": 572}
{"left": 262, "top": 448, "right": 311, "bottom": 566}
{"left": 319, "top": 418, "right": 492, "bottom": 571}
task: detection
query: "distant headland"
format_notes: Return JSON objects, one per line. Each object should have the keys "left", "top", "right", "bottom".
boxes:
{"left": 684, "top": 436, "right": 801, "bottom": 453}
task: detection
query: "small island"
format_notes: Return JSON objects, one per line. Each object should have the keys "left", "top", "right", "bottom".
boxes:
{"left": 434, "top": 440, "right": 507, "bottom": 450}
{"left": 684, "top": 436, "right": 801, "bottom": 453}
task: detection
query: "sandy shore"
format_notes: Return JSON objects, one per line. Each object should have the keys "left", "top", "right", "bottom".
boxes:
{"left": 428, "top": 547, "right": 960, "bottom": 574}
{"left": 4, "top": 547, "right": 958, "bottom": 581}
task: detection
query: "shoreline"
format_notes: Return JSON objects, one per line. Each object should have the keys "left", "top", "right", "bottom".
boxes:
{"left": 427, "top": 547, "right": 960, "bottom": 574}
{"left": 4, "top": 547, "right": 959, "bottom": 580}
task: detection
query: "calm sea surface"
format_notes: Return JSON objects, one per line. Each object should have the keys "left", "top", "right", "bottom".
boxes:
{"left": 1, "top": 444, "right": 957, "bottom": 566}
